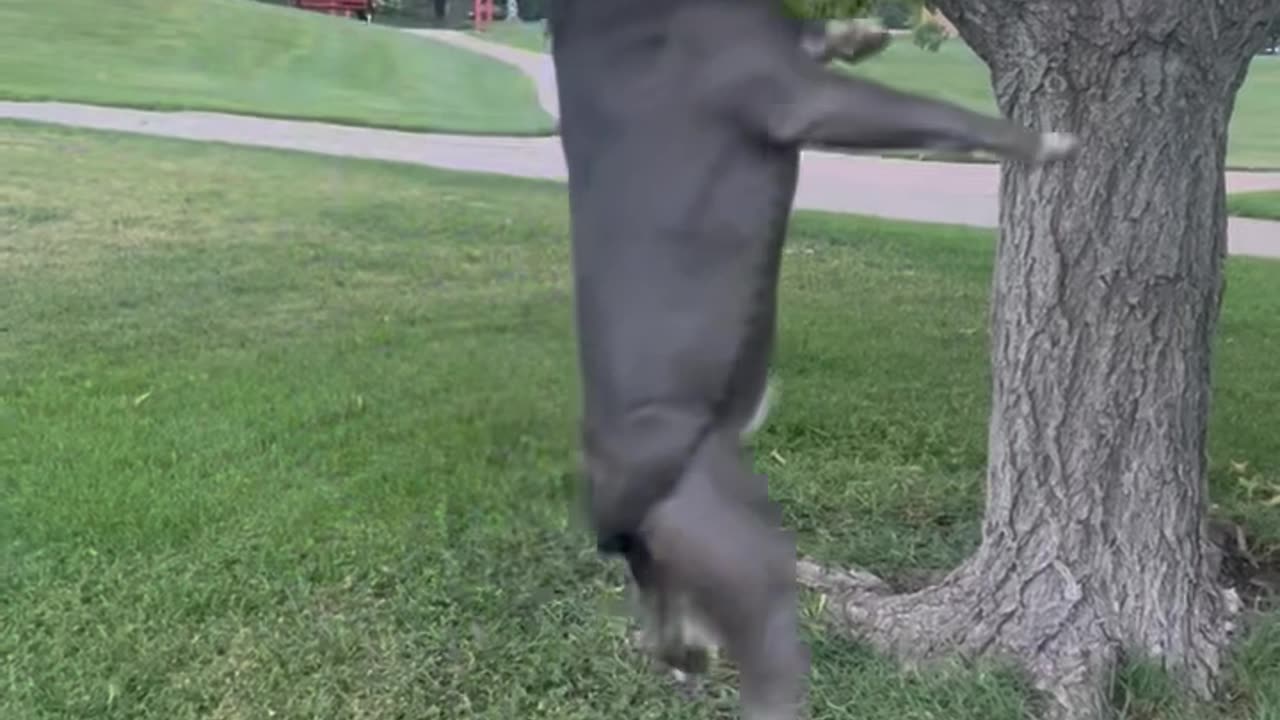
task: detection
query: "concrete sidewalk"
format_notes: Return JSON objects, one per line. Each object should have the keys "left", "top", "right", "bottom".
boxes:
{"left": 1, "top": 28, "right": 1277, "bottom": 258}
{"left": 416, "top": 29, "right": 1280, "bottom": 257}
{"left": 4, "top": 99, "right": 1277, "bottom": 260}
{"left": 406, "top": 30, "right": 561, "bottom": 121}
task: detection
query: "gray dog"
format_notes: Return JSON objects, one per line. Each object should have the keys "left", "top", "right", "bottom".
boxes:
{"left": 548, "top": 2, "right": 1078, "bottom": 718}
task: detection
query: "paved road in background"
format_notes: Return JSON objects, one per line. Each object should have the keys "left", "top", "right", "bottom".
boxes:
{"left": 2, "top": 29, "right": 1277, "bottom": 258}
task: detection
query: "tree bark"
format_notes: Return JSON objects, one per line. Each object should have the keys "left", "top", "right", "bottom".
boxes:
{"left": 802, "top": 2, "right": 1280, "bottom": 718}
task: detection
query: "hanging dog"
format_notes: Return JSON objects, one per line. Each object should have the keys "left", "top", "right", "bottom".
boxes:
{"left": 548, "top": 2, "right": 1078, "bottom": 718}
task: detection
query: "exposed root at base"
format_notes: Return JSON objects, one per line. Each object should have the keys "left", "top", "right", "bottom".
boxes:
{"left": 796, "top": 556, "right": 1120, "bottom": 719}
{"left": 796, "top": 557, "right": 892, "bottom": 597}
{"left": 795, "top": 555, "right": 1236, "bottom": 720}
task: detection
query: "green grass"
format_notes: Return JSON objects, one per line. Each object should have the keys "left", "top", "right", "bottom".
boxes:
{"left": 1229, "top": 190, "right": 1280, "bottom": 221}
{"left": 840, "top": 42, "right": 996, "bottom": 117}
{"left": 472, "top": 22, "right": 549, "bottom": 54}
{"left": 0, "top": 0, "right": 554, "bottom": 135}
{"left": 843, "top": 44, "right": 1280, "bottom": 170}
{"left": 477, "top": 24, "right": 1280, "bottom": 169}
{"left": 3, "top": 120, "right": 1279, "bottom": 719}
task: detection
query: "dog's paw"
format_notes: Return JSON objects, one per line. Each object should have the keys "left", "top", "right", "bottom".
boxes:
{"left": 826, "top": 18, "right": 892, "bottom": 65}
{"left": 1034, "top": 131, "right": 1080, "bottom": 162}
{"left": 661, "top": 643, "right": 712, "bottom": 675}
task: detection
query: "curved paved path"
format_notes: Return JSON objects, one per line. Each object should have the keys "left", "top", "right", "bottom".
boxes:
{"left": 2, "top": 29, "right": 1277, "bottom": 258}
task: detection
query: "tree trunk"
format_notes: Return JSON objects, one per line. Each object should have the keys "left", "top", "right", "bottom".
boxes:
{"left": 800, "top": 2, "right": 1280, "bottom": 718}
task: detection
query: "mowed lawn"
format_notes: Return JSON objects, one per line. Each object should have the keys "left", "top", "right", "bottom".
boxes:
{"left": 841, "top": 43, "right": 1280, "bottom": 170}
{"left": 3, "top": 121, "right": 1280, "bottom": 720}
{"left": 0, "top": 0, "right": 554, "bottom": 135}
{"left": 1229, "top": 190, "right": 1280, "bottom": 221}
{"left": 481, "top": 22, "right": 1280, "bottom": 169}
{"left": 841, "top": 44, "right": 1280, "bottom": 169}
{"left": 472, "top": 23, "right": 549, "bottom": 54}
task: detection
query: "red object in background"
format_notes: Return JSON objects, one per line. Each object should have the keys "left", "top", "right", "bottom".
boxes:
{"left": 292, "top": 0, "right": 375, "bottom": 21}
{"left": 472, "top": 0, "right": 495, "bottom": 30}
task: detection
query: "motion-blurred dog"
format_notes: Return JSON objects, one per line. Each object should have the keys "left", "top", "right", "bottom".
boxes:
{"left": 548, "top": 2, "right": 1077, "bottom": 717}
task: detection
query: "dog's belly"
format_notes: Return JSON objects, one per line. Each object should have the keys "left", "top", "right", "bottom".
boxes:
{"left": 571, "top": 142, "right": 801, "bottom": 424}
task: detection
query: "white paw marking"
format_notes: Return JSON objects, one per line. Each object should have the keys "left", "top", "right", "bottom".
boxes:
{"left": 680, "top": 612, "right": 721, "bottom": 657}
{"left": 1036, "top": 131, "right": 1079, "bottom": 161}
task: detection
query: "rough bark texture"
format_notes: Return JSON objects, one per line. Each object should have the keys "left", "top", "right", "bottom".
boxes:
{"left": 803, "top": 2, "right": 1280, "bottom": 718}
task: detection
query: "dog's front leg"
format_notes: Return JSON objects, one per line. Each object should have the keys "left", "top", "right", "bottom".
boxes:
{"left": 724, "top": 50, "right": 1078, "bottom": 163}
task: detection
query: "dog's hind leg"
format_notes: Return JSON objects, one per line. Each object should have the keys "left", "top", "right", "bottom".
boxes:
{"left": 638, "top": 430, "right": 808, "bottom": 720}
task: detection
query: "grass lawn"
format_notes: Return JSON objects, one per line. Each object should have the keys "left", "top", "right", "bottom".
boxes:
{"left": 1229, "top": 190, "right": 1280, "bottom": 221}
{"left": 0, "top": 0, "right": 554, "bottom": 135}
{"left": 472, "top": 22, "right": 549, "bottom": 54}
{"left": 4, "top": 120, "right": 1280, "bottom": 719}
{"left": 848, "top": 45, "right": 1280, "bottom": 170}
{"left": 478, "top": 23, "right": 1280, "bottom": 169}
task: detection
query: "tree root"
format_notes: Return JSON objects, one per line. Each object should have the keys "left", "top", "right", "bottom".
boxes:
{"left": 796, "top": 553, "right": 1238, "bottom": 720}
{"left": 796, "top": 558, "right": 892, "bottom": 597}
